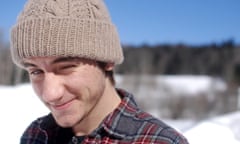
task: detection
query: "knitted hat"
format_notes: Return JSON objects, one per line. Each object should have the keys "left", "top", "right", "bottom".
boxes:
{"left": 10, "top": 0, "right": 124, "bottom": 67}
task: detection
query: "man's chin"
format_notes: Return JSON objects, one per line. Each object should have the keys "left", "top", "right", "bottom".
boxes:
{"left": 56, "top": 120, "right": 76, "bottom": 128}
{"left": 53, "top": 115, "right": 78, "bottom": 128}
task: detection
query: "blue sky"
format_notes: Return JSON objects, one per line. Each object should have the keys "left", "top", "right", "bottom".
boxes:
{"left": 0, "top": 0, "right": 239, "bottom": 45}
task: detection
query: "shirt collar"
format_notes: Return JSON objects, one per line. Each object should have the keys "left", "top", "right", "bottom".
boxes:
{"left": 89, "top": 89, "right": 140, "bottom": 139}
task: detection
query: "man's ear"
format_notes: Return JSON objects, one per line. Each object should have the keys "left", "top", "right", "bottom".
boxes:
{"left": 105, "top": 63, "right": 114, "bottom": 71}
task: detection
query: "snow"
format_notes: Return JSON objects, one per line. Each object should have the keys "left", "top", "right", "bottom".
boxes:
{"left": 0, "top": 84, "right": 49, "bottom": 144}
{"left": 157, "top": 75, "right": 227, "bottom": 95}
{"left": 116, "top": 75, "right": 227, "bottom": 96}
{"left": 184, "top": 111, "right": 240, "bottom": 144}
{"left": 0, "top": 76, "right": 239, "bottom": 143}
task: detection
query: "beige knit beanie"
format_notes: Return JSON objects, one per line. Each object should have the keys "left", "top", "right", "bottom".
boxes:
{"left": 10, "top": 0, "right": 124, "bottom": 67}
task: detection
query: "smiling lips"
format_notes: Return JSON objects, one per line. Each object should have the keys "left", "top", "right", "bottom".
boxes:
{"left": 52, "top": 99, "right": 74, "bottom": 111}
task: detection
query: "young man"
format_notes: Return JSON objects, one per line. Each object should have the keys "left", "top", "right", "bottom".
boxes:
{"left": 10, "top": 0, "right": 189, "bottom": 143}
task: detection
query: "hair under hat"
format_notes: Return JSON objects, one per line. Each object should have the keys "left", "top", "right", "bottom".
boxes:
{"left": 10, "top": 0, "right": 124, "bottom": 67}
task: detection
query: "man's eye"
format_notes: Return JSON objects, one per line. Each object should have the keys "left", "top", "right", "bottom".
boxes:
{"left": 61, "top": 65, "right": 77, "bottom": 70}
{"left": 30, "top": 70, "right": 43, "bottom": 75}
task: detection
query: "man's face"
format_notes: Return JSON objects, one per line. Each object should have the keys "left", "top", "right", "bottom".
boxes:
{"left": 23, "top": 57, "right": 109, "bottom": 128}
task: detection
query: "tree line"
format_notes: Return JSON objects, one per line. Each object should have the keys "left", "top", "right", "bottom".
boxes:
{"left": 116, "top": 40, "right": 240, "bottom": 85}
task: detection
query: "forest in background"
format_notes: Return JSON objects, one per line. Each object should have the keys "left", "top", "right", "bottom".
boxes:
{"left": 117, "top": 40, "right": 239, "bottom": 84}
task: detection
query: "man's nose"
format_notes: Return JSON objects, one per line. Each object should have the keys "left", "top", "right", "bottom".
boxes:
{"left": 41, "top": 73, "right": 64, "bottom": 103}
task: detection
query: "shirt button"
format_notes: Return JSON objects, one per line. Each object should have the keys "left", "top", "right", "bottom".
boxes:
{"left": 72, "top": 136, "right": 78, "bottom": 144}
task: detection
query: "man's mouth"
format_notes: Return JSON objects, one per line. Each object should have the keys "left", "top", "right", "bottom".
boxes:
{"left": 52, "top": 99, "right": 74, "bottom": 111}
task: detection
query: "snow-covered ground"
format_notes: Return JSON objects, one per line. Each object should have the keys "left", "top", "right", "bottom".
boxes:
{"left": 0, "top": 75, "right": 239, "bottom": 143}
{"left": 184, "top": 111, "right": 240, "bottom": 144}
{"left": 0, "top": 84, "right": 49, "bottom": 143}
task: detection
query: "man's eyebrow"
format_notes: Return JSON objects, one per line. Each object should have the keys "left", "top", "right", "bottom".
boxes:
{"left": 52, "top": 57, "right": 80, "bottom": 64}
{"left": 22, "top": 62, "right": 37, "bottom": 68}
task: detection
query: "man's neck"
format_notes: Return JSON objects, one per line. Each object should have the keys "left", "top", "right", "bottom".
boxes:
{"left": 72, "top": 79, "right": 121, "bottom": 136}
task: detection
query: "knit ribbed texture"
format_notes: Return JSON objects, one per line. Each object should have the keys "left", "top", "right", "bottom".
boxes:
{"left": 10, "top": 0, "right": 124, "bottom": 67}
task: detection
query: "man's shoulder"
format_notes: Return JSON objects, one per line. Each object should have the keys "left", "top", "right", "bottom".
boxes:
{"left": 119, "top": 109, "right": 176, "bottom": 133}
{"left": 20, "top": 114, "right": 73, "bottom": 144}
{"left": 112, "top": 109, "right": 189, "bottom": 143}
{"left": 24, "top": 113, "right": 56, "bottom": 130}
{"left": 20, "top": 114, "right": 51, "bottom": 143}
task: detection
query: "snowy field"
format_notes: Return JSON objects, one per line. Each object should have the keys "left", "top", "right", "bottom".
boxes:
{"left": 0, "top": 75, "right": 239, "bottom": 143}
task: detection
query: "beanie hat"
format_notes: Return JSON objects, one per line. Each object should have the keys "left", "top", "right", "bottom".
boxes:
{"left": 10, "top": 0, "right": 124, "bottom": 67}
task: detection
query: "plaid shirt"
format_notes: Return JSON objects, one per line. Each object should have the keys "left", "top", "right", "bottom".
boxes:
{"left": 21, "top": 89, "right": 189, "bottom": 144}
